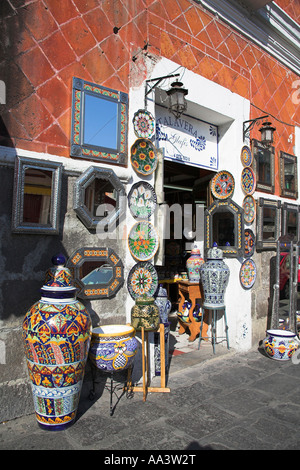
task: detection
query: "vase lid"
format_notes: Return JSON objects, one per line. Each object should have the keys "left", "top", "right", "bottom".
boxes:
{"left": 190, "top": 244, "right": 201, "bottom": 255}
{"left": 41, "top": 254, "right": 77, "bottom": 300}
{"left": 156, "top": 284, "right": 168, "bottom": 298}
{"left": 207, "top": 246, "right": 223, "bottom": 260}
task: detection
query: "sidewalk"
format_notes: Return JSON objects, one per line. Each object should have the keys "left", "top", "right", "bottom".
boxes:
{"left": 1, "top": 318, "right": 300, "bottom": 451}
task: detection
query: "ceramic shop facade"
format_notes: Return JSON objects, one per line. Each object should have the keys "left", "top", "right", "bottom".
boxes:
{"left": 0, "top": 0, "right": 299, "bottom": 421}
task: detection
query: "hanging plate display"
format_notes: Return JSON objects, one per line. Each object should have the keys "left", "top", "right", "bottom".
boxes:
{"left": 244, "top": 228, "right": 255, "bottom": 257}
{"left": 240, "top": 145, "right": 253, "bottom": 167}
{"left": 243, "top": 195, "right": 256, "bottom": 224}
{"left": 133, "top": 109, "right": 155, "bottom": 139}
{"left": 128, "top": 182, "right": 157, "bottom": 219}
{"left": 130, "top": 138, "right": 158, "bottom": 176}
{"left": 211, "top": 171, "right": 235, "bottom": 200}
{"left": 128, "top": 221, "right": 159, "bottom": 261}
{"left": 127, "top": 261, "right": 158, "bottom": 300}
{"left": 240, "top": 258, "right": 256, "bottom": 289}
{"left": 241, "top": 167, "right": 256, "bottom": 195}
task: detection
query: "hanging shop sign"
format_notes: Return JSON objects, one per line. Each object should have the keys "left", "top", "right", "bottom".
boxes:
{"left": 156, "top": 107, "right": 218, "bottom": 170}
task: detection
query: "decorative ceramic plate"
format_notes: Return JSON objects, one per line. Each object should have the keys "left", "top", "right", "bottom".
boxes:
{"left": 130, "top": 138, "right": 158, "bottom": 176}
{"left": 241, "top": 167, "right": 256, "bottom": 195}
{"left": 133, "top": 109, "right": 155, "bottom": 139}
{"left": 243, "top": 195, "right": 256, "bottom": 224}
{"left": 240, "top": 258, "right": 256, "bottom": 289}
{"left": 128, "top": 221, "right": 159, "bottom": 261}
{"left": 128, "top": 182, "right": 157, "bottom": 219}
{"left": 127, "top": 262, "right": 158, "bottom": 300}
{"left": 211, "top": 171, "right": 235, "bottom": 199}
{"left": 240, "top": 145, "right": 253, "bottom": 167}
{"left": 244, "top": 228, "right": 255, "bottom": 257}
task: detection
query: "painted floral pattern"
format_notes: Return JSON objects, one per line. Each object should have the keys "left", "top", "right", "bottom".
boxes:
{"left": 130, "top": 138, "right": 158, "bottom": 176}
{"left": 128, "top": 221, "right": 159, "bottom": 261}
{"left": 128, "top": 182, "right": 157, "bottom": 219}
{"left": 133, "top": 110, "right": 155, "bottom": 139}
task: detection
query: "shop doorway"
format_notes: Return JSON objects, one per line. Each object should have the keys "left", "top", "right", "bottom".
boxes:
{"left": 155, "top": 159, "right": 214, "bottom": 310}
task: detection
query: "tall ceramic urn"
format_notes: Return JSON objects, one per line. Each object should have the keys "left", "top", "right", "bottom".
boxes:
{"left": 22, "top": 254, "right": 92, "bottom": 431}
{"left": 200, "top": 247, "right": 230, "bottom": 308}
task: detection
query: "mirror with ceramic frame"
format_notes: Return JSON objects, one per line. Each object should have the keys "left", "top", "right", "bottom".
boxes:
{"left": 67, "top": 247, "right": 124, "bottom": 299}
{"left": 204, "top": 199, "right": 244, "bottom": 258}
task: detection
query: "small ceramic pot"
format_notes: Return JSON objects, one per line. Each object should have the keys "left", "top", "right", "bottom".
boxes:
{"left": 263, "top": 329, "right": 299, "bottom": 361}
{"left": 131, "top": 296, "right": 160, "bottom": 331}
{"left": 89, "top": 325, "right": 138, "bottom": 372}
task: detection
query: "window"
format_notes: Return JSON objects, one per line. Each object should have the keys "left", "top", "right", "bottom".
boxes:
{"left": 252, "top": 139, "right": 275, "bottom": 193}
{"left": 70, "top": 77, "right": 128, "bottom": 166}
{"left": 280, "top": 151, "right": 298, "bottom": 199}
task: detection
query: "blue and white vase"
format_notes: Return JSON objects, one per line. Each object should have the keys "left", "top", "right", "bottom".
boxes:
{"left": 154, "top": 284, "right": 172, "bottom": 323}
{"left": 200, "top": 247, "right": 230, "bottom": 308}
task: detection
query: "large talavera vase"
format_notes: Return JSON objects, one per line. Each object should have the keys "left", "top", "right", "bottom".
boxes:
{"left": 200, "top": 247, "right": 230, "bottom": 308}
{"left": 22, "top": 254, "right": 92, "bottom": 431}
{"left": 154, "top": 284, "right": 172, "bottom": 323}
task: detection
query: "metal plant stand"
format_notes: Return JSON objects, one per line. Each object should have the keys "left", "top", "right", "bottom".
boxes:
{"left": 89, "top": 363, "right": 133, "bottom": 416}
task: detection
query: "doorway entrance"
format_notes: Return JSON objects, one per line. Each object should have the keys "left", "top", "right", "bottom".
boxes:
{"left": 155, "top": 159, "right": 215, "bottom": 310}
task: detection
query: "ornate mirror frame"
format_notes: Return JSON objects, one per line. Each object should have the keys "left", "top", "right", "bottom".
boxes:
{"left": 281, "top": 202, "right": 300, "bottom": 243}
{"left": 279, "top": 151, "right": 298, "bottom": 199}
{"left": 73, "top": 166, "right": 126, "bottom": 231}
{"left": 252, "top": 139, "right": 275, "bottom": 194}
{"left": 11, "top": 156, "right": 62, "bottom": 234}
{"left": 67, "top": 247, "right": 124, "bottom": 299}
{"left": 70, "top": 77, "right": 128, "bottom": 166}
{"left": 204, "top": 199, "right": 244, "bottom": 258}
{"left": 256, "top": 197, "right": 281, "bottom": 250}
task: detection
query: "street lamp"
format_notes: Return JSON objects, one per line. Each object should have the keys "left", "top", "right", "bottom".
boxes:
{"left": 259, "top": 121, "right": 276, "bottom": 147}
{"left": 166, "top": 80, "right": 188, "bottom": 119}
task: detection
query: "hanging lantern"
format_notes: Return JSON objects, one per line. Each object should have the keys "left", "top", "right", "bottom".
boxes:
{"left": 259, "top": 121, "right": 276, "bottom": 146}
{"left": 166, "top": 81, "right": 188, "bottom": 119}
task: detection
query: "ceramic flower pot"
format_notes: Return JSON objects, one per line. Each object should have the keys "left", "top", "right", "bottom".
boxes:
{"left": 89, "top": 324, "right": 138, "bottom": 372}
{"left": 131, "top": 296, "right": 160, "bottom": 331}
{"left": 186, "top": 246, "right": 204, "bottom": 282}
{"left": 200, "top": 247, "right": 230, "bottom": 308}
{"left": 22, "top": 254, "right": 92, "bottom": 431}
{"left": 263, "top": 329, "right": 299, "bottom": 361}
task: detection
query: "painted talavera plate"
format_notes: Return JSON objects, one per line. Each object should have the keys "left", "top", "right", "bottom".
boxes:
{"left": 128, "top": 182, "right": 157, "bottom": 219}
{"left": 241, "top": 145, "right": 253, "bottom": 167}
{"left": 240, "top": 258, "right": 256, "bottom": 289}
{"left": 211, "top": 171, "right": 235, "bottom": 200}
{"left": 128, "top": 221, "right": 159, "bottom": 261}
{"left": 243, "top": 195, "right": 256, "bottom": 224}
{"left": 244, "top": 228, "right": 255, "bottom": 257}
{"left": 127, "top": 262, "right": 158, "bottom": 300}
{"left": 133, "top": 109, "right": 155, "bottom": 139}
{"left": 241, "top": 167, "right": 256, "bottom": 195}
{"left": 130, "top": 138, "right": 158, "bottom": 176}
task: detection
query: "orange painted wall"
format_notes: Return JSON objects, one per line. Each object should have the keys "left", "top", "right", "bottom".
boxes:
{"left": 0, "top": 0, "right": 299, "bottom": 171}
